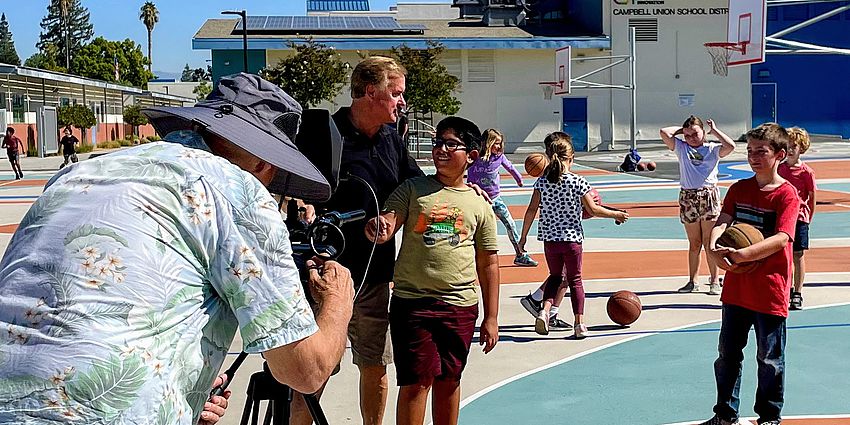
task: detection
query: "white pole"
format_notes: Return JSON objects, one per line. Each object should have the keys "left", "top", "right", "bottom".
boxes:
{"left": 629, "top": 27, "right": 637, "bottom": 150}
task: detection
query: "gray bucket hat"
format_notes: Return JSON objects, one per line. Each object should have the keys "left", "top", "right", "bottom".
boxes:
{"left": 142, "top": 73, "right": 331, "bottom": 202}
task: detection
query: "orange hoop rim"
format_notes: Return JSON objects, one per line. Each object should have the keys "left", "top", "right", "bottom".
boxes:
{"left": 704, "top": 41, "right": 746, "bottom": 54}
{"left": 538, "top": 81, "right": 563, "bottom": 88}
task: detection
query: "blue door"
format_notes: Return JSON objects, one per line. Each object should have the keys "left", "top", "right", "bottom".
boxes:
{"left": 562, "top": 97, "right": 588, "bottom": 151}
{"left": 752, "top": 83, "right": 777, "bottom": 128}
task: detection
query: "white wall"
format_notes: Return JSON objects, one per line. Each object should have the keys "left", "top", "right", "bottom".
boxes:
{"left": 607, "top": 0, "right": 752, "bottom": 142}
{"left": 148, "top": 82, "right": 202, "bottom": 100}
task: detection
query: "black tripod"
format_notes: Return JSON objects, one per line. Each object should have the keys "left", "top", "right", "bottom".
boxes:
{"left": 212, "top": 352, "right": 330, "bottom": 425}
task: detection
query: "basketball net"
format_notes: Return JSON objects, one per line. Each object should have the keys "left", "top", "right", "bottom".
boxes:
{"left": 704, "top": 42, "right": 740, "bottom": 77}
{"left": 540, "top": 84, "right": 555, "bottom": 100}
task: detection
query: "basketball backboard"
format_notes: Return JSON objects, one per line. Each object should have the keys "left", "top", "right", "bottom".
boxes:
{"left": 554, "top": 46, "right": 571, "bottom": 95}
{"left": 727, "top": 0, "right": 766, "bottom": 66}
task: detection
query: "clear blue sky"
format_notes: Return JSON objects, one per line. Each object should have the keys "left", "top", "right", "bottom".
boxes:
{"left": 2, "top": 0, "right": 450, "bottom": 76}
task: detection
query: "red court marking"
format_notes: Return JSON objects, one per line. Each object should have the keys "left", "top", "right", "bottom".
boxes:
{"left": 0, "top": 179, "right": 48, "bottom": 187}
{"left": 782, "top": 419, "right": 850, "bottom": 424}
{"left": 0, "top": 224, "right": 18, "bottom": 234}
{"left": 808, "top": 159, "right": 850, "bottom": 180}
{"left": 498, "top": 246, "right": 850, "bottom": 283}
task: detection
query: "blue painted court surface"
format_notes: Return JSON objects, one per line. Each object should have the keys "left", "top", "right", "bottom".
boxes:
{"left": 460, "top": 304, "right": 850, "bottom": 425}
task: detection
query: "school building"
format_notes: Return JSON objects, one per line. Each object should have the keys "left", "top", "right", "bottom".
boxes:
{"left": 192, "top": 0, "right": 850, "bottom": 152}
{"left": 0, "top": 63, "right": 195, "bottom": 157}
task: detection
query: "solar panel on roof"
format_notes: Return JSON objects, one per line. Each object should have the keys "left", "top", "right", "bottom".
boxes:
{"left": 293, "top": 16, "right": 319, "bottom": 29}
{"left": 343, "top": 16, "right": 373, "bottom": 29}
{"left": 319, "top": 16, "right": 347, "bottom": 30}
{"left": 244, "top": 16, "right": 267, "bottom": 30}
{"left": 264, "top": 16, "right": 292, "bottom": 29}
{"left": 369, "top": 17, "right": 401, "bottom": 29}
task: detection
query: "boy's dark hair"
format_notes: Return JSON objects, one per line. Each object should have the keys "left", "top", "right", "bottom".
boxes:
{"left": 746, "top": 122, "right": 789, "bottom": 153}
{"left": 682, "top": 115, "right": 704, "bottom": 129}
{"left": 5, "top": 127, "right": 13, "bottom": 134}
{"left": 436, "top": 116, "right": 482, "bottom": 152}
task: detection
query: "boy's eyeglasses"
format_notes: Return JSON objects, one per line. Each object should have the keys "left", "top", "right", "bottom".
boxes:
{"left": 432, "top": 139, "right": 468, "bottom": 152}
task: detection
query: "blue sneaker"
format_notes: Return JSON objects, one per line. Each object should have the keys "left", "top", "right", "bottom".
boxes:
{"left": 514, "top": 254, "right": 538, "bottom": 267}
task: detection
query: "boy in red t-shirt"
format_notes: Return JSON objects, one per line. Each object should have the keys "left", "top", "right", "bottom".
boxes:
{"left": 699, "top": 123, "right": 800, "bottom": 425}
{"left": 778, "top": 127, "right": 817, "bottom": 310}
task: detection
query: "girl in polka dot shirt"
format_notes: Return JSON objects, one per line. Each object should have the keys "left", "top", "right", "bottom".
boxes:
{"left": 518, "top": 132, "right": 629, "bottom": 339}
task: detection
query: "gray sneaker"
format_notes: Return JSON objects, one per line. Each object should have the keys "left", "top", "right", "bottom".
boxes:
{"left": 677, "top": 281, "right": 698, "bottom": 293}
{"left": 513, "top": 254, "right": 538, "bottom": 267}
{"left": 520, "top": 294, "right": 542, "bottom": 318}
{"left": 708, "top": 282, "right": 722, "bottom": 295}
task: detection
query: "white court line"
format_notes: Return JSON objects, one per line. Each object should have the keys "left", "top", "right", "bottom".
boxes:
{"left": 459, "top": 300, "right": 850, "bottom": 410}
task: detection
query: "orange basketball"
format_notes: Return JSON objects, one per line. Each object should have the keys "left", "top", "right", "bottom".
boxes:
{"left": 717, "top": 223, "right": 765, "bottom": 273}
{"left": 646, "top": 161, "right": 657, "bottom": 171}
{"left": 607, "top": 290, "right": 642, "bottom": 326}
{"left": 637, "top": 162, "right": 647, "bottom": 171}
{"left": 524, "top": 153, "right": 548, "bottom": 177}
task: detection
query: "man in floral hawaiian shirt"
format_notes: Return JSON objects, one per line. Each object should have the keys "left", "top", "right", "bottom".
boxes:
{"left": 0, "top": 74, "right": 354, "bottom": 424}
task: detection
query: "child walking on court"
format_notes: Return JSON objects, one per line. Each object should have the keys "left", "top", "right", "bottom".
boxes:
{"left": 467, "top": 128, "right": 538, "bottom": 266}
{"left": 518, "top": 132, "right": 628, "bottom": 339}
{"left": 702, "top": 123, "right": 800, "bottom": 425}
{"left": 778, "top": 127, "right": 817, "bottom": 310}
{"left": 365, "top": 116, "right": 499, "bottom": 425}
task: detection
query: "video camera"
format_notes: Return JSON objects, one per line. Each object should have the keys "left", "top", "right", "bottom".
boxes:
{"left": 283, "top": 109, "right": 366, "bottom": 296}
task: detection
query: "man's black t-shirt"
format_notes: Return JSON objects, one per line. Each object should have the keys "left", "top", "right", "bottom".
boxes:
{"left": 320, "top": 107, "right": 423, "bottom": 285}
{"left": 60, "top": 135, "right": 79, "bottom": 155}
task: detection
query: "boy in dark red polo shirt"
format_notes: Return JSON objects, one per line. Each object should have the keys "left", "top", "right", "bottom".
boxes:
{"left": 700, "top": 123, "right": 799, "bottom": 425}
{"left": 2, "top": 127, "right": 25, "bottom": 179}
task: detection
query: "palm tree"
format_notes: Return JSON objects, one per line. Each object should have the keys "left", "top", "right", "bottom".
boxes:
{"left": 139, "top": 2, "right": 158, "bottom": 72}
{"left": 59, "top": 0, "right": 71, "bottom": 69}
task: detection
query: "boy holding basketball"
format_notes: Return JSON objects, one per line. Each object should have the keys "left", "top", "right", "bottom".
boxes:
{"left": 701, "top": 123, "right": 800, "bottom": 425}
{"left": 365, "top": 116, "right": 499, "bottom": 425}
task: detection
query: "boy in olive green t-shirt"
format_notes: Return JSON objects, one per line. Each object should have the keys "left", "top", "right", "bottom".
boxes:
{"left": 365, "top": 116, "right": 499, "bottom": 425}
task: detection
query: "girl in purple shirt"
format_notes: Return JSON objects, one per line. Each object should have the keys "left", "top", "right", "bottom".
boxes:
{"left": 467, "top": 129, "right": 537, "bottom": 266}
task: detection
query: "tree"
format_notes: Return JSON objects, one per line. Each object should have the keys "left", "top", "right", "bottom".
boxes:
{"left": 0, "top": 13, "right": 21, "bottom": 65}
{"left": 193, "top": 81, "right": 212, "bottom": 101}
{"left": 24, "top": 43, "right": 66, "bottom": 72}
{"left": 37, "top": 0, "right": 94, "bottom": 71}
{"left": 391, "top": 41, "right": 461, "bottom": 115}
{"left": 261, "top": 38, "right": 349, "bottom": 107}
{"left": 58, "top": 104, "right": 96, "bottom": 144}
{"left": 181, "top": 64, "right": 211, "bottom": 82}
{"left": 123, "top": 104, "right": 148, "bottom": 136}
{"left": 71, "top": 37, "right": 154, "bottom": 88}
{"left": 139, "top": 2, "right": 158, "bottom": 73}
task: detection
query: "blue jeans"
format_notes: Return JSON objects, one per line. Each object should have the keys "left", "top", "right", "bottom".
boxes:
{"left": 713, "top": 304, "right": 786, "bottom": 423}
{"left": 492, "top": 196, "right": 521, "bottom": 255}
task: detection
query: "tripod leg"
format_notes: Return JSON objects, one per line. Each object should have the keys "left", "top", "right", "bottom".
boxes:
{"left": 272, "top": 385, "right": 294, "bottom": 425}
{"left": 304, "top": 394, "right": 330, "bottom": 425}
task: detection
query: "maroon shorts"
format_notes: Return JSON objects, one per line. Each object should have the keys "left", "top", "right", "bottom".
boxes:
{"left": 389, "top": 296, "right": 479, "bottom": 386}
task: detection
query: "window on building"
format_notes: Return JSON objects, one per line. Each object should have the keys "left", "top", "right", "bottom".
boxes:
{"left": 12, "top": 94, "right": 25, "bottom": 123}
{"left": 811, "top": 3, "right": 841, "bottom": 20}
{"left": 782, "top": 5, "right": 809, "bottom": 21}
{"left": 467, "top": 50, "right": 495, "bottom": 82}
{"left": 442, "top": 50, "right": 462, "bottom": 82}
{"left": 628, "top": 18, "right": 658, "bottom": 42}
{"left": 767, "top": 7, "right": 778, "bottom": 21}
{"left": 60, "top": 97, "right": 71, "bottom": 107}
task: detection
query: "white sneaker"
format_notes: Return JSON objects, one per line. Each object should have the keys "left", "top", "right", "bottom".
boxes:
{"left": 534, "top": 312, "right": 549, "bottom": 335}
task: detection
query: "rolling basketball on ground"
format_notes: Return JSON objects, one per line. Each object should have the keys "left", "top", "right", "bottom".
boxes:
{"left": 607, "top": 290, "right": 642, "bottom": 326}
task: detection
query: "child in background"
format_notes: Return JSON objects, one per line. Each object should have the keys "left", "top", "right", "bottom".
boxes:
{"left": 702, "top": 123, "right": 799, "bottom": 425}
{"left": 518, "top": 132, "right": 628, "bottom": 339}
{"left": 467, "top": 128, "right": 537, "bottom": 266}
{"left": 778, "top": 127, "right": 817, "bottom": 310}
{"left": 365, "top": 116, "right": 499, "bottom": 425}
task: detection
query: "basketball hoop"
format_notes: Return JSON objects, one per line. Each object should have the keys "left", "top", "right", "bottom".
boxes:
{"left": 538, "top": 81, "right": 561, "bottom": 100}
{"left": 704, "top": 42, "right": 745, "bottom": 77}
